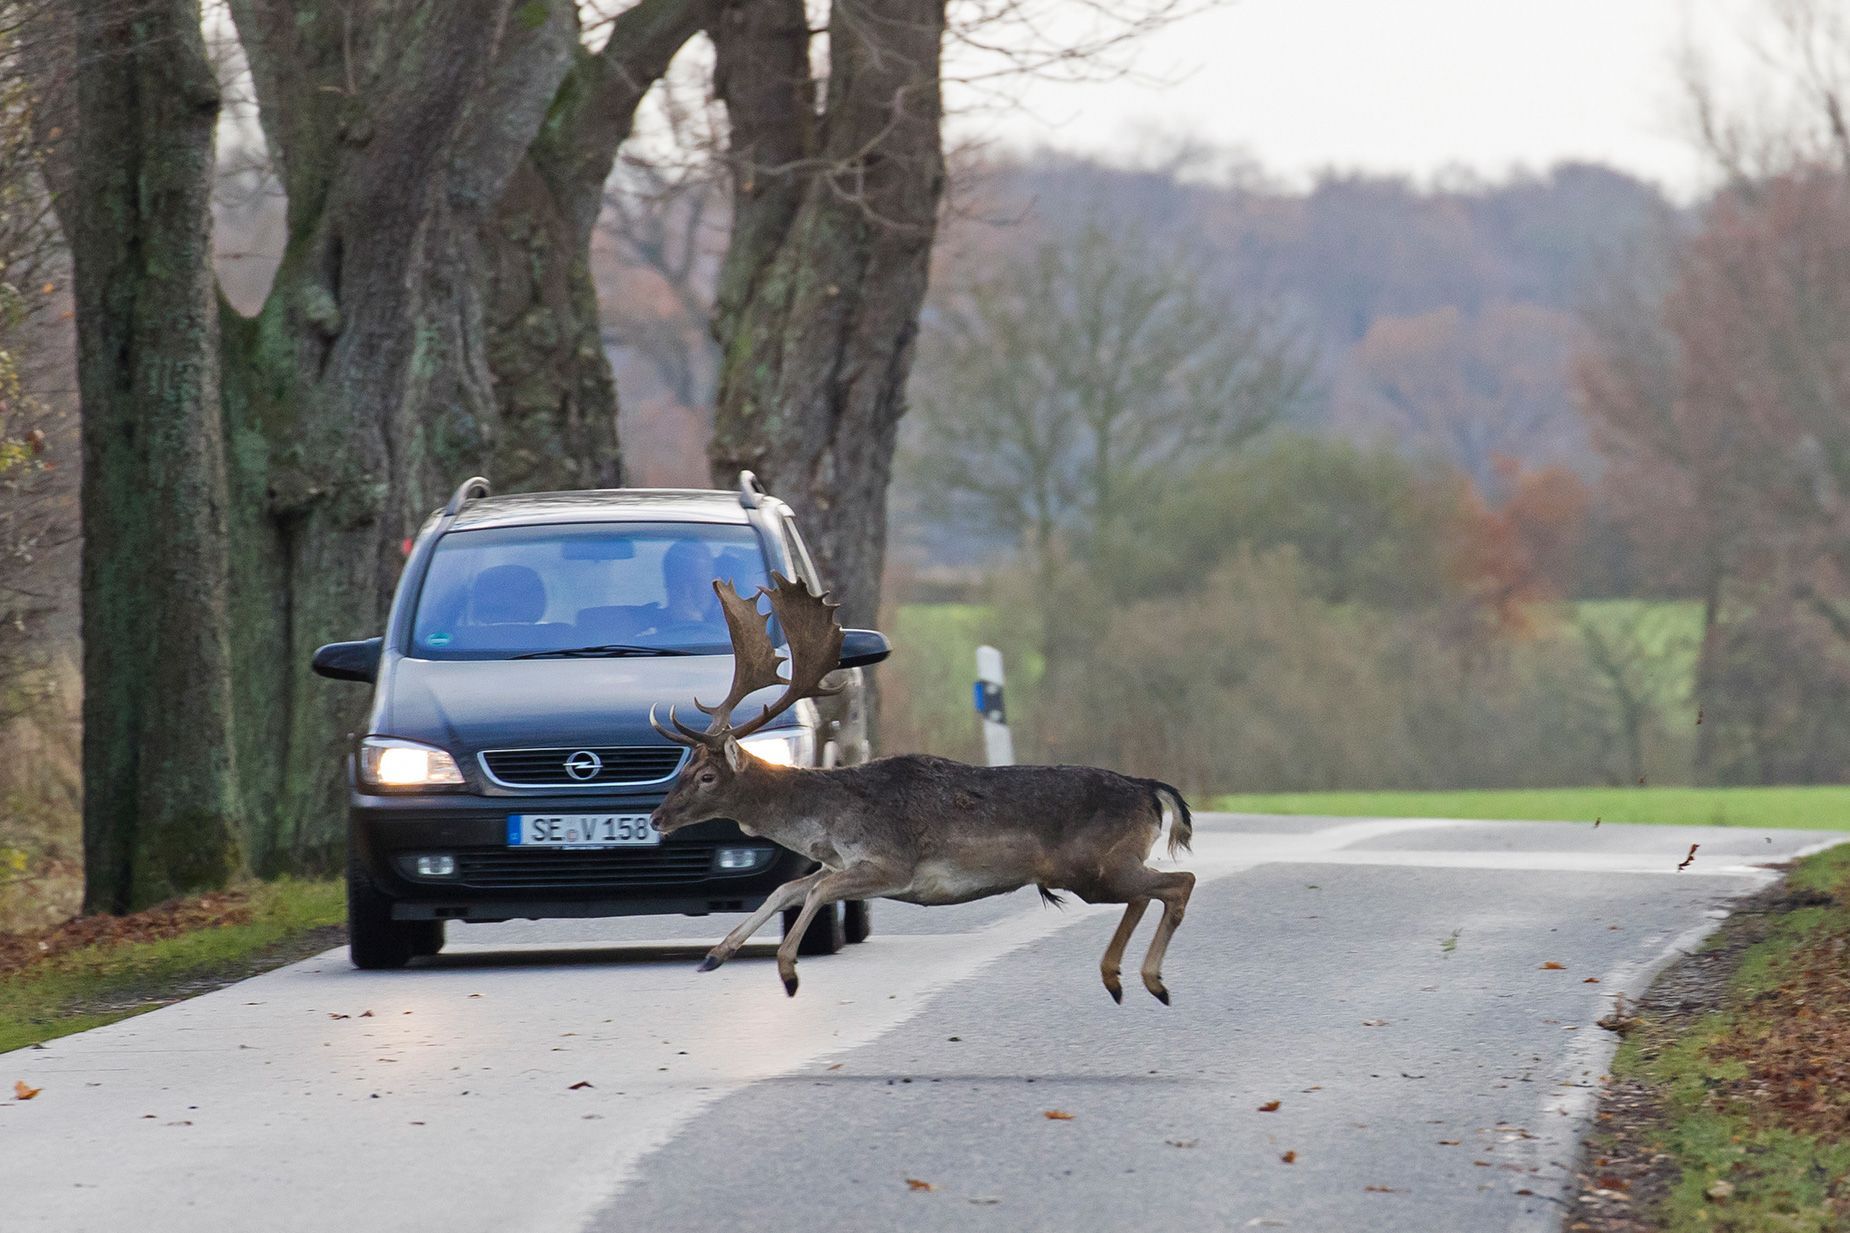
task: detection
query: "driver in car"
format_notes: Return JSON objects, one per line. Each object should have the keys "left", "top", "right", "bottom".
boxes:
{"left": 658, "top": 539, "right": 720, "bottom": 630}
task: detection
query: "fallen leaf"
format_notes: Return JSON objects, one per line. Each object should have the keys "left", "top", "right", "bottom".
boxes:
{"left": 328, "top": 1013, "right": 349, "bottom": 1020}
{"left": 905, "top": 1178, "right": 936, "bottom": 1192}
{"left": 1361, "top": 1018, "right": 1388, "bottom": 1027}
{"left": 1365, "top": 1184, "right": 1396, "bottom": 1193}
{"left": 1541, "top": 962, "right": 1566, "bottom": 971}
{"left": 568, "top": 1081, "right": 593, "bottom": 1090}
{"left": 826, "top": 1063, "right": 843, "bottom": 1071}
{"left": 967, "top": 1197, "right": 1001, "bottom": 1205}
{"left": 1438, "top": 1139, "right": 1461, "bottom": 1146}
{"left": 1677, "top": 843, "right": 1700, "bottom": 871}
{"left": 14, "top": 1080, "right": 41, "bottom": 1100}
{"left": 1280, "top": 1150, "right": 1297, "bottom": 1164}
{"left": 1705, "top": 1179, "right": 1734, "bottom": 1201}
{"left": 1166, "top": 1138, "right": 1199, "bottom": 1148}
{"left": 1043, "top": 1109, "right": 1074, "bottom": 1120}
{"left": 359, "top": 1010, "right": 374, "bottom": 1018}
{"left": 1257, "top": 1100, "right": 1281, "bottom": 1112}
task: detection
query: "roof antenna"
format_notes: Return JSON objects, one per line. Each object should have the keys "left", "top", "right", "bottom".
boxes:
{"left": 737, "top": 470, "right": 766, "bottom": 510}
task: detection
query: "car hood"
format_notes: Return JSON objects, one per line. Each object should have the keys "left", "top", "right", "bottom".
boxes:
{"left": 373, "top": 654, "right": 779, "bottom": 751}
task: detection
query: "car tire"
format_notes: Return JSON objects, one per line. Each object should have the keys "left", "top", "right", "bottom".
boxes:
{"left": 785, "top": 902, "right": 846, "bottom": 956}
{"left": 843, "top": 899, "right": 871, "bottom": 944}
{"left": 347, "top": 856, "right": 422, "bottom": 970}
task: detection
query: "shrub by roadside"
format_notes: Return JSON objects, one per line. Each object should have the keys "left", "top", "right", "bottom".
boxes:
{"left": 1572, "top": 841, "right": 1850, "bottom": 1231}
{"left": 0, "top": 878, "right": 343, "bottom": 1055}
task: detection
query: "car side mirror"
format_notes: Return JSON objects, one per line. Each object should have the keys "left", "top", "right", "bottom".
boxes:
{"left": 312, "top": 637, "right": 383, "bottom": 683}
{"left": 838, "top": 628, "right": 891, "bottom": 670}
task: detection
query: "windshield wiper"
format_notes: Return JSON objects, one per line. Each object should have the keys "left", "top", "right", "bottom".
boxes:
{"left": 514, "top": 644, "right": 696, "bottom": 659}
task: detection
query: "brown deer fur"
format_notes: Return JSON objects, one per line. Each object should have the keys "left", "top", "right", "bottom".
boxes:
{"left": 649, "top": 576, "right": 1195, "bottom": 1001}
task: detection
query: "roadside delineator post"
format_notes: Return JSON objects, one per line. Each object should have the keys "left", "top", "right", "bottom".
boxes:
{"left": 974, "top": 645, "right": 1015, "bottom": 767}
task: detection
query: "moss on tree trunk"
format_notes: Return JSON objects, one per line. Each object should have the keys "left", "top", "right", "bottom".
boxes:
{"left": 68, "top": 0, "right": 243, "bottom": 911}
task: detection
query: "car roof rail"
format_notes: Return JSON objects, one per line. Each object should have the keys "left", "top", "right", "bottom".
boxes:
{"left": 444, "top": 476, "right": 491, "bottom": 517}
{"left": 737, "top": 470, "right": 767, "bottom": 510}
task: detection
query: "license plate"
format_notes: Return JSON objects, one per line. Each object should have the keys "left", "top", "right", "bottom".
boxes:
{"left": 507, "top": 814, "right": 659, "bottom": 848}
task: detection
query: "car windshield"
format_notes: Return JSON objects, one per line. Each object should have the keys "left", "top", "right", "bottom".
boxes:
{"left": 409, "top": 522, "right": 772, "bottom": 659}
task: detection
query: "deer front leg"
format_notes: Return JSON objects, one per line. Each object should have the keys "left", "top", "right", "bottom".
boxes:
{"left": 698, "top": 869, "right": 826, "bottom": 972}
{"left": 1100, "top": 898, "right": 1150, "bottom": 1004}
{"left": 1140, "top": 870, "right": 1196, "bottom": 1005}
{"left": 776, "top": 864, "right": 904, "bottom": 997}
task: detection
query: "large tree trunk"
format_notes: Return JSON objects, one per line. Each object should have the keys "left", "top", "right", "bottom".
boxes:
{"left": 223, "top": 0, "right": 579, "bottom": 872}
{"left": 707, "top": 0, "right": 947, "bottom": 626}
{"left": 220, "top": 0, "right": 701, "bottom": 872}
{"left": 484, "top": 0, "right": 705, "bottom": 493}
{"left": 67, "top": 0, "right": 242, "bottom": 910}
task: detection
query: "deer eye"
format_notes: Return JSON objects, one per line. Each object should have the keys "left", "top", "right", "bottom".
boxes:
{"left": 698, "top": 770, "right": 718, "bottom": 785}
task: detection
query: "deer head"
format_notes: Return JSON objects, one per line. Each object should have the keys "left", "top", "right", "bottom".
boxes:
{"left": 648, "top": 573, "right": 843, "bottom": 835}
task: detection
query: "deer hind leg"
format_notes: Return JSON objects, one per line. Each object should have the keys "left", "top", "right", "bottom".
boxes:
{"left": 1139, "top": 869, "right": 1196, "bottom": 1005}
{"left": 699, "top": 869, "right": 826, "bottom": 972}
{"left": 1099, "top": 898, "right": 1151, "bottom": 1004}
{"left": 776, "top": 863, "right": 905, "bottom": 997}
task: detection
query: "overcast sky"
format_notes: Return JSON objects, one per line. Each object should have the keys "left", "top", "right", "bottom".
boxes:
{"left": 947, "top": 0, "right": 1776, "bottom": 197}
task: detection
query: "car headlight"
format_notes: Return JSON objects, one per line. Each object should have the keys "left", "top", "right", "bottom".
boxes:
{"left": 359, "top": 736, "right": 465, "bottom": 788}
{"left": 738, "top": 729, "right": 814, "bottom": 767}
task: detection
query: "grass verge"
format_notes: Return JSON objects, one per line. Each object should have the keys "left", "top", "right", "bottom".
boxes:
{"left": 1209, "top": 786, "right": 1850, "bottom": 830}
{"left": 1573, "top": 840, "right": 1850, "bottom": 1231}
{"left": 0, "top": 878, "right": 344, "bottom": 1055}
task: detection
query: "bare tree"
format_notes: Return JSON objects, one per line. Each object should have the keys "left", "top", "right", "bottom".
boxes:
{"left": 904, "top": 220, "right": 1310, "bottom": 577}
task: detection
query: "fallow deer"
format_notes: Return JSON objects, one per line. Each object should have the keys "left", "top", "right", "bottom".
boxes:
{"left": 648, "top": 574, "right": 1195, "bottom": 1002}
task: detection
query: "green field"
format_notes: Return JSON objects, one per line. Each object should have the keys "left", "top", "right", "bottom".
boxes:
{"left": 1209, "top": 786, "right": 1850, "bottom": 830}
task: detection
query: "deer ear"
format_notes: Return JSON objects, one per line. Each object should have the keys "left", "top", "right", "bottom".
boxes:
{"left": 722, "top": 736, "right": 747, "bottom": 773}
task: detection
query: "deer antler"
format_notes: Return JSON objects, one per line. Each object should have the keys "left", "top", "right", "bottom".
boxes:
{"left": 694, "top": 582, "right": 788, "bottom": 735}
{"left": 655, "top": 575, "right": 844, "bottom": 748}
{"left": 727, "top": 573, "right": 844, "bottom": 740}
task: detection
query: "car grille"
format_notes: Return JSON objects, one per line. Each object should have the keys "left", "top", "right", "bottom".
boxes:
{"left": 454, "top": 843, "right": 733, "bottom": 890}
{"left": 480, "top": 745, "right": 685, "bottom": 787}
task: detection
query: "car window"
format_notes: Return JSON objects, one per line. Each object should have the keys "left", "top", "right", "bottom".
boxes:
{"left": 409, "top": 522, "right": 770, "bottom": 659}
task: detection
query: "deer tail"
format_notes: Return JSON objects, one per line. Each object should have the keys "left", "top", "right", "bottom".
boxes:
{"left": 1145, "top": 779, "right": 1194, "bottom": 857}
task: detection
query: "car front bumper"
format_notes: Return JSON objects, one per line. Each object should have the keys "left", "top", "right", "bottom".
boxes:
{"left": 349, "top": 786, "right": 812, "bottom": 922}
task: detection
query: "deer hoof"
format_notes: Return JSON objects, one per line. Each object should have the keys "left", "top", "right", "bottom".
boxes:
{"left": 1103, "top": 978, "right": 1123, "bottom": 1004}
{"left": 783, "top": 973, "right": 799, "bottom": 997}
{"left": 697, "top": 954, "right": 722, "bottom": 973}
{"left": 1150, "top": 985, "right": 1171, "bottom": 1006}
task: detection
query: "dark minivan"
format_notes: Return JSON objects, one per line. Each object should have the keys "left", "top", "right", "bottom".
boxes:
{"left": 312, "top": 474, "right": 890, "bottom": 968}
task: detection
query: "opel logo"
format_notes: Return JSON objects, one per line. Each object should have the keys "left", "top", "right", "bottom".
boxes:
{"left": 563, "top": 750, "right": 603, "bottom": 781}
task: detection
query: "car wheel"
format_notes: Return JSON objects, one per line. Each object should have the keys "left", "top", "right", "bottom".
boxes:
{"left": 785, "top": 902, "right": 846, "bottom": 955}
{"left": 347, "top": 855, "right": 420, "bottom": 970}
{"left": 843, "top": 899, "right": 871, "bottom": 944}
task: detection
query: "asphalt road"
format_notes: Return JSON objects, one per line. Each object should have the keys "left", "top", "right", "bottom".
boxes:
{"left": 5, "top": 815, "right": 1842, "bottom": 1233}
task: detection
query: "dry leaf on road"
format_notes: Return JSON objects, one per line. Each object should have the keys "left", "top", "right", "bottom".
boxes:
{"left": 1280, "top": 1150, "right": 1298, "bottom": 1164}
{"left": 14, "top": 1080, "right": 41, "bottom": 1100}
{"left": 905, "top": 1178, "right": 936, "bottom": 1192}
{"left": 568, "top": 1081, "right": 593, "bottom": 1090}
{"left": 1677, "top": 843, "right": 1700, "bottom": 871}
{"left": 1257, "top": 1100, "right": 1281, "bottom": 1112}
{"left": 1043, "top": 1110, "right": 1074, "bottom": 1120}
{"left": 1540, "top": 962, "right": 1566, "bottom": 970}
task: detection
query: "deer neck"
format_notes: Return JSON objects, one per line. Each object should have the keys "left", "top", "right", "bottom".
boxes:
{"left": 730, "top": 763, "right": 849, "bottom": 867}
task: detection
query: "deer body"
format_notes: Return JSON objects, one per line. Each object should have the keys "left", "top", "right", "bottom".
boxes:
{"left": 648, "top": 575, "right": 1196, "bottom": 1001}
